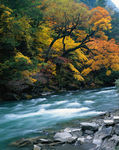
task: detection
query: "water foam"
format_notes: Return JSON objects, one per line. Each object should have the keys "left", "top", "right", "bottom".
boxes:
{"left": 5, "top": 107, "right": 90, "bottom": 119}
{"left": 79, "top": 111, "right": 105, "bottom": 117}
{"left": 67, "top": 102, "right": 81, "bottom": 107}
{"left": 96, "top": 89, "right": 114, "bottom": 95}
{"left": 31, "top": 98, "right": 47, "bottom": 104}
{"left": 5, "top": 109, "right": 45, "bottom": 119}
{"left": 84, "top": 100, "right": 94, "bottom": 104}
{"left": 51, "top": 95, "right": 58, "bottom": 98}
{"left": 55, "top": 100, "right": 68, "bottom": 105}
{"left": 66, "top": 92, "right": 73, "bottom": 96}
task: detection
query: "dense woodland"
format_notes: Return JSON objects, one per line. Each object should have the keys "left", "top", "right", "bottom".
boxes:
{"left": 0, "top": 0, "right": 119, "bottom": 101}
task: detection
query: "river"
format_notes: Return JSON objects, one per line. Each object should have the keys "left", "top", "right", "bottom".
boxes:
{"left": 0, "top": 86, "right": 119, "bottom": 150}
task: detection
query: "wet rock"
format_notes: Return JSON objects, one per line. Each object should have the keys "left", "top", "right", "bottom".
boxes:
{"left": 75, "top": 136, "right": 92, "bottom": 145}
{"left": 49, "top": 141, "right": 64, "bottom": 146}
{"left": 64, "top": 128, "right": 81, "bottom": 133}
{"left": 63, "top": 128, "right": 73, "bottom": 133}
{"left": 93, "top": 126, "right": 113, "bottom": 147}
{"left": 34, "top": 145, "right": 41, "bottom": 150}
{"left": 86, "top": 135, "right": 93, "bottom": 140}
{"left": 85, "top": 130, "right": 94, "bottom": 135}
{"left": 56, "top": 143, "right": 97, "bottom": 150}
{"left": 114, "top": 124, "right": 119, "bottom": 135}
{"left": 75, "top": 137, "right": 86, "bottom": 146}
{"left": 77, "top": 137, "right": 85, "bottom": 144}
{"left": 85, "top": 136, "right": 93, "bottom": 143}
{"left": 80, "top": 122, "right": 99, "bottom": 131}
{"left": 56, "top": 143, "right": 83, "bottom": 150}
{"left": 11, "top": 137, "right": 53, "bottom": 148}
{"left": 114, "top": 116, "right": 119, "bottom": 123}
{"left": 76, "top": 143, "right": 97, "bottom": 150}
{"left": 63, "top": 128, "right": 82, "bottom": 138}
{"left": 104, "top": 120, "right": 114, "bottom": 126}
{"left": 11, "top": 138, "right": 33, "bottom": 147}
{"left": 93, "top": 138, "right": 102, "bottom": 147}
{"left": 100, "top": 135, "right": 119, "bottom": 150}
{"left": 39, "top": 139, "right": 52, "bottom": 144}
{"left": 54, "top": 132, "right": 77, "bottom": 143}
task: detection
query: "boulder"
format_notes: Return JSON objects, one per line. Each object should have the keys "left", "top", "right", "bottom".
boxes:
{"left": 113, "top": 116, "right": 119, "bottom": 123}
{"left": 54, "top": 132, "right": 77, "bottom": 143}
{"left": 64, "top": 128, "right": 82, "bottom": 138}
{"left": 104, "top": 120, "right": 114, "bottom": 126}
{"left": 115, "top": 124, "right": 119, "bottom": 135}
{"left": 100, "top": 135, "right": 119, "bottom": 150}
{"left": 39, "top": 138, "right": 52, "bottom": 144}
{"left": 86, "top": 135, "right": 93, "bottom": 140}
{"left": 77, "top": 137, "right": 85, "bottom": 144}
{"left": 64, "top": 128, "right": 81, "bottom": 133}
{"left": 11, "top": 138, "right": 32, "bottom": 147}
{"left": 85, "top": 135, "right": 93, "bottom": 143}
{"left": 93, "top": 126, "right": 113, "bottom": 147}
{"left": 85, "top": 130, "right": 94, "bottom": 135}
{"left": 33, "top": 145, "right": 41, "bottom": 150}
{"left": 75, "top": 137, "right": 86, "bottom": 145}
{"left": 80, "top": 122, "right": 99, "bottom": 131}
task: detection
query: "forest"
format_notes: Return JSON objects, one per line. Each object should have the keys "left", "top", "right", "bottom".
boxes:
{"left": 1, "top": 1, "right": 119, "bottom": 150}
{"left": 0, "top": 0, "right": 119, "bottom": 101}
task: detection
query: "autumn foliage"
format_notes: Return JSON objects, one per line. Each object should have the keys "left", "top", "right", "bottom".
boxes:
{"left": 86, "top": 38, "right": 119, "bottom": 73}
{"left": 0, "top": 0, "right": 119, "bottom": 100}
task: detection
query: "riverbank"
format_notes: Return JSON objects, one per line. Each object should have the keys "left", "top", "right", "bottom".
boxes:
{"left": 11, "top": 109, "right": 119, "bottom": 150}
{"left": 0, "top": 83, "right": 112, "bottom": 102}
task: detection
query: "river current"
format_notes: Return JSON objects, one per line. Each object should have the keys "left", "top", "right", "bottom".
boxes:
{"left": 0, "top": 86, "right": 119, "bottom": 149}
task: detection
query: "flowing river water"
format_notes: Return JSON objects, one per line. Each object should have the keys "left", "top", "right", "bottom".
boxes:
{"left": 0, "top": 86, "right": 119, "bottom": 150}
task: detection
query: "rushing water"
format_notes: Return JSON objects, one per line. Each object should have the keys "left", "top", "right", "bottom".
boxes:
{"left": 0, "top": 86, "right": 119, "bottom": 149}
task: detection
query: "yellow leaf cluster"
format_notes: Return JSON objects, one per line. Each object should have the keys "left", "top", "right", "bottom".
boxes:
{"left": 75, "top": 49, "right": 88, "bottom": 62}
{"left": 36, "top": 25, "right": 52, "bottom": 47}
{"left": 53, "top": 37, "right": 79, "bottom": 53}
{"left": 74, "top": 30, "right": 87, "bottom": 42}
{"left": 36, "top": 48, "right": 44, "bottom": 62}
{"left": 92, "top": 17, "right": 112, "bottom": 31}
{"left": 81, "top": 68, "right": 92, "bottom": 76}
{"left": 22, "top": 70, "right": 37, "bottom": 83}
{"left": 111, "top": 64, "right": 119, "bottom": 71}
{"left": 69, "top": 63, "right": 84, "bottom": 81}
{"left": 86, "top": 59, "right": 94, "bottom": 65}
{"left": 106, "top": 70, "right": 111, "bottom": 76}
{"left": 47, "top": 61, "right": 56, "bottom": 76}
{"left": 15, "top": 52, "right": 32, "bottom": 64}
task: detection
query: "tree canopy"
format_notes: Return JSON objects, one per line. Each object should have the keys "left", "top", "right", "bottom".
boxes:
{"left": 0, "top": 0, "right": 119, "bottom": 100}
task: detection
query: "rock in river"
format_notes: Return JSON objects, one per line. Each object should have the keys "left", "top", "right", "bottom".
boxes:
{"left": 100, "top": 135, "right": 119, "bottom": 150}
{"left": 34, "top": 145, "right": 41, "bottom": 150}
{"left": 114, "top": 124, "right": 119, "bottom": 135}
{"left": 80, "top": 122, "right": 99, "bottom": 131}
{"left": 103, "top": 120, "right": 114, "bottom": 126}
{"left": 93, "top": 126, "right": 113, "bottom": 147}
{"left": 54, "top": 132, "right": 77, "bottom": 143}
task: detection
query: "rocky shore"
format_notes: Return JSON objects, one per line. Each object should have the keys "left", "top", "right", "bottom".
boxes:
{"left": 11, "top": 109, "right": 119, "bottom": 150}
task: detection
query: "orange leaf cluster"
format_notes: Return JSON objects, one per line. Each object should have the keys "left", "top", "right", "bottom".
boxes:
{"left": 87, "top": 38, "right": 119, "bottom": 74}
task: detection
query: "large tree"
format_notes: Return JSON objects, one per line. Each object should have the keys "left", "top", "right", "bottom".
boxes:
{"left": 41, "top": 0, "right": 111, "bottom": 63}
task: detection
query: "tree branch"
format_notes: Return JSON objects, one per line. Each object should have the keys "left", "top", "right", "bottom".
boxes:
{"left": 62, "top": 30, "right": 96, "bottom": 57}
